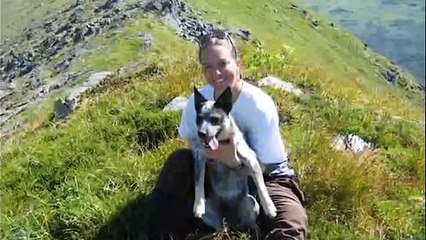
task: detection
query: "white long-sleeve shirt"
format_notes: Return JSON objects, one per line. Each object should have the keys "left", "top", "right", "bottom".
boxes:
{"left": 178, "top": 80, "right": 295, "bottom": 177}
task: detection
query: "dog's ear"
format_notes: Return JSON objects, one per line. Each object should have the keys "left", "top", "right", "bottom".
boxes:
{"left": 214, "top": 87, "right": 233, "bottom": 114}
{"left": 194, "top": 86, "right": 207, "bottom": 113}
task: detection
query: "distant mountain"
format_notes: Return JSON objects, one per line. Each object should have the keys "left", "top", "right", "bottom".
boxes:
{"left": 298, "top": 0, "right": 426, "bottom": 86}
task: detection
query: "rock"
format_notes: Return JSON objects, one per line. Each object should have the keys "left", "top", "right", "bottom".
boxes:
{"left": 311, "top": 19, "right": 319, "bottom": 27}
{"left": 43, "top": 20, "right": 54, "bottom": 30}
{"left": 49, "top": 83, "right": 62, "bottom": 91}
{"left": 289, "top": 4, "right": 304, "bottom": 12}
{"left": 53, "top": 59, "right": 71, "bottom": 74}
{"left": 258, "top": 76, "right": 304, "bottom": 96}
{"left": 4, "top": 59, "right": 16, "bottom": 72}
{"left": 64, "top": 86, "right": 89, "bottom": 111}
{"left": 0, "top": 91, "right": 14, "bottom": 102}
{"left": 226, "top": 28, "right": 251, "bottom": 41}
{"left": 18, "top": 62, "right": 34, "bottom": 76}
{"left": 162, "top": 12, "right": 181, "bottom": 32}
{"left": 4, "top": 72, "right": 16, "bottom": 83}
{"left": 87, "top": 71, "right": 112, "bottom": 86}
{"left": 142, "top": 0, "right": 168, "bottom": 12}
{"left": 141, "top": 0, "right": 250, "bottom": 44}
{"left": 69, "top": 12, "right": 84, "bottom": 23}
{"left": 382, "top": 68, "right": 399, "bottom": 84}
{"left": 55, "top": 23, "right": 73, "bottom": 34}
{"left": 96, "top": 0, "right": 121, "bottom": 12}
{"left": 54, "top": 98, "right": 74, "bottom": 119}
{"left": 73, "top": 27, "right": 84, "bottom": 43}
{"left": 84, "top": 24, "right": 95, "bottom": 36}
{"left": 163, "top": 96, "right": 188, "bottom": 111}
{"left": 53, "top": 71, "right": 112, "bottom": 119}
{"left": 331, "top": 134, "right": 373, "bottom": 154}
{"left": 26, "top": 77, "right": 43, "bottom": 90}
{"left": 135, "top": 32, "right": 154, "bottom": 50}
{"left": 24, "top": 28, "right": 34, "bottom": 40}
{"left": 127, "top": 2, "right": 144, "bottom": 11}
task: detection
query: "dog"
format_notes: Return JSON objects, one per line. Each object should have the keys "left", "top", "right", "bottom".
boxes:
{"left": 190, "top": 86, "right": 277, "bottom": 231}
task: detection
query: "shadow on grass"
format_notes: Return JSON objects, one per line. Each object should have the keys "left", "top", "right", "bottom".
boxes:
{"left": 93, "top": 190, "right": 207, "bottom": 240}
{"left": 93, "top": 192, "right": 154, "bottom": 240}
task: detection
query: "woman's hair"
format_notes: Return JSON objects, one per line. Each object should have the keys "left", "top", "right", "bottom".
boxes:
{"left": 197, "top": 29, "right": 238, "bottom": 63}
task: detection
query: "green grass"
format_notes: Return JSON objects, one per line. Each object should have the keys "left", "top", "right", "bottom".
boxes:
{"left": 73, "top": 17, "right": 194, "bottom": 72}
{"left": 187, "top": 0, "right": 424, "bottom": 119}
{"left": 1, "top": 0, "right": 425, "bottom": 239}
{"left": 0, "top": 0, "right": 69, "bottom": 40}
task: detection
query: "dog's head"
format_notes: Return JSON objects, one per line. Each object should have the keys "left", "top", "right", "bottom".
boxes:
{"left": 193, "top": 86, "right": 234, "bottom": 150}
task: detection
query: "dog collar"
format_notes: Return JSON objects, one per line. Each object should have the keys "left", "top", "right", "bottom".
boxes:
{"left": 218, "top": 139, "right": 231, "bottom": 144}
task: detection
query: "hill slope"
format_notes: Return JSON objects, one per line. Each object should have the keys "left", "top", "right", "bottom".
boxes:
{"left": 1, "top": 0, "right": 424, "bottom": 239}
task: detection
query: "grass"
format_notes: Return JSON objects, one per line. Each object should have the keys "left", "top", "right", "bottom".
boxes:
{"left": 73, "top": 17, "right": 194, "bottom": 72}
{"left": 1, "top": 0, "right": 425, "bottom": 239}
{"left": 187, "top": 0, "right": 424, "bottom": 119}
{"left": 0, "top": 0, "right": 70, "bottom": 40}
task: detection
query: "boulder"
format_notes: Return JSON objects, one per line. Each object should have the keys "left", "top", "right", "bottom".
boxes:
{"left": 54, "top": 71, "right": 112, "bottom": 119}
{"left": 25, "top": 77, "right": 43, "bottom": 90}
{"left": 258, "top": 76, "right": 304, "bottom": 96}
{"left": 162, "top": 96, "right": 188, "bottom": 111}
{"left": 331, "top": 134, "right": 373, "bottom": 154}
{"left": 135, "top": 32, "right": 154, "bottom": 50}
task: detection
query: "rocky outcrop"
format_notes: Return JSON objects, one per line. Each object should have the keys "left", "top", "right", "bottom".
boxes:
{"left": 0, "top": 0, "right": 254, "bottom": 137}
{"left": 140, "top": 0, "right": 252, "bottom": 43}
{"left": 0, "top": 0, "right": 251, "bottom": 89}
{"left": 0, "top": 0, "right": 131, "bottom": 86}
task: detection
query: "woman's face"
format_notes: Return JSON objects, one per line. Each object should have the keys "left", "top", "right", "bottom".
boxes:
{"left": 199, "top": 44, "right": 241, "bottom": 95}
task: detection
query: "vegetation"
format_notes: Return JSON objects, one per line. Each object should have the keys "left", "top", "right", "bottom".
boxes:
{"left": 1, "top": 0, "right": 424, "bottom": 239}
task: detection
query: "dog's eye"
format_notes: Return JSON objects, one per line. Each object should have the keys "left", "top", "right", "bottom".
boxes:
{"left": 210, "top": 116, "right": 220, "bottom": 125}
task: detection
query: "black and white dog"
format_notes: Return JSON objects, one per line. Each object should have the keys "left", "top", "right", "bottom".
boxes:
{"left": 191, "top": 86, "right": 277, "bottom": 230}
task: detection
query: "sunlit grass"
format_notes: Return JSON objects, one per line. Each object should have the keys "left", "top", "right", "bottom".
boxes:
{"left": 1, "top": 0, "right": 424, "bottom": 239}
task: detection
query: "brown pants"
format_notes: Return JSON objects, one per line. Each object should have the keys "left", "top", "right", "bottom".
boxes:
{"left": 146, "top": 149, "right": 308, "bottom": 239}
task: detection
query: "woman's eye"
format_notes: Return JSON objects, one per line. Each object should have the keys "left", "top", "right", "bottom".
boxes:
{"left": 219, "top": 61, "right": 228, "bottom": 68}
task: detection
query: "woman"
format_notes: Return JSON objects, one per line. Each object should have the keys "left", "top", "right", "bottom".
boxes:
{"left": 148, "top": 29, "right": 308, "bottom": 240}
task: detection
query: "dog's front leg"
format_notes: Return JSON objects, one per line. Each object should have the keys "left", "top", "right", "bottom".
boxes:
{"left": 193, "top": 150, "right": 206, "bottom": 218}
{"left": 238, "top": 147, "right": 277, "bottom": 218}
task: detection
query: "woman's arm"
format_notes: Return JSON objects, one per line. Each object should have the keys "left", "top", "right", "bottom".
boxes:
{"left": 246, "top": 97, "right": 288, "bottom": 164}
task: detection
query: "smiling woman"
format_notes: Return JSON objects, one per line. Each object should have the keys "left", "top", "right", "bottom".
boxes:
{"left": 146, "top": 28, "right": 308, "bottom": 239}
{"left": 198, "top": 29, "right": 243, "bottom": 100}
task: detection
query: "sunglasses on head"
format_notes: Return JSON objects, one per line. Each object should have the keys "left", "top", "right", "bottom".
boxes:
{"left": 198, "top": 29, "right": 238, "bottom": 58}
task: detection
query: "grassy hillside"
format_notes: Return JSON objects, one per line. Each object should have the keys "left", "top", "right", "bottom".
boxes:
{"left": 1, "top": 0, "right": 424, "bottom": 239}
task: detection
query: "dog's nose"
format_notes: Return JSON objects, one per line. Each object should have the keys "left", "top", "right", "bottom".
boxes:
{"left": 198, "top": 131, "right": 207, "bottom": 139}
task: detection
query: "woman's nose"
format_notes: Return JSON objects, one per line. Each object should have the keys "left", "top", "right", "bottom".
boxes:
{"left": 213, "top": 67, "right": 222, "bottom": 76}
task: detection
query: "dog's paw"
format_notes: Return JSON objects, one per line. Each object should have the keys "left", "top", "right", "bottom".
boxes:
{"left": 264, "top": 203, "right": 277, "bottom": 218}
{"left": 193, "top": 198, "right": 206, "bottom": 218}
